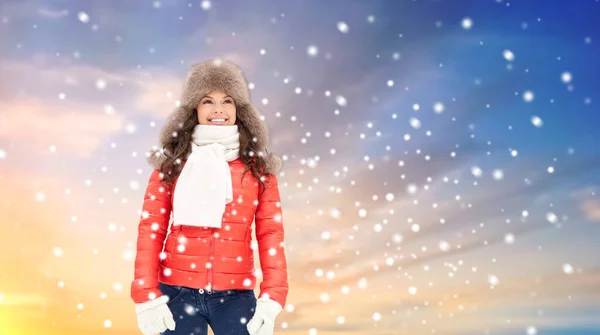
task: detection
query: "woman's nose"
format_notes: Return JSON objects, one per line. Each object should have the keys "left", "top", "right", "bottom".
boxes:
{"left": 215, "top": 102, "right": 227, "bottom": 111}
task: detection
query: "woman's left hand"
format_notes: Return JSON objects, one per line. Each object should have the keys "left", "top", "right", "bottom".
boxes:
{"left": 247, "top": 296, "right": 283, "bottom": 335}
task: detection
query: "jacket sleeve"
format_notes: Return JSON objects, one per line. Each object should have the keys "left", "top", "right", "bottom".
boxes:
{"left": 254, "top": 173, "right": 289, "bottom": 308}
{"left": 130, "top": 169, "right": 172, "bottom": 304}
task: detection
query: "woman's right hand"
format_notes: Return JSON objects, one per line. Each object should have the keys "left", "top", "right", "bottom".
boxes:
{"left": 135, "top": 295, "right": 176, "bottom": 335}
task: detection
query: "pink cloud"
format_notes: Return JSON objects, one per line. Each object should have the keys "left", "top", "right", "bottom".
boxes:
{"left": 0, "top": 96, "right": 123, "bottom": 157}
{"left": 570, "top": 186, "right": 600, "bottom": 222}
{"left": 0, "top": 57, "right": 186, "bottom": 119}
{"left": 132, "top": 68, "right": 185, "bottom": 117}
{"left": 0, "top": 57, "right": 193, "bottom": 156}
{"left": 582, "top": 199, "right": 600, "bottom": 222}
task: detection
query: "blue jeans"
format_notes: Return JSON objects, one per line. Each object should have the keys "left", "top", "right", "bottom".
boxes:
{"left": 159, "top": 282, "right": 257, "bottom": 335}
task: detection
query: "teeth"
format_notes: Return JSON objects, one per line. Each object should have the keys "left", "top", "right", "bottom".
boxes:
{"left": 211, "top": 119, "right": 226, "bottom": 122}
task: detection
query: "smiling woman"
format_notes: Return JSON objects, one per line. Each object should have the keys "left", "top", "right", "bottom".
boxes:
{"left": 131, "top": 59, "right": 287, "bottom": 335}
{"left": 197, "top": 90, "right": 238, "bottom": 126}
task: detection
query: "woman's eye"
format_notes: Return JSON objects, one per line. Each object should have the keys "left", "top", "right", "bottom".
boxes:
{"left": 225, "top": 100, "right": 233, "bottom": 104}
{"left": 203, "top": 100, "right": 212, "bottom": 104}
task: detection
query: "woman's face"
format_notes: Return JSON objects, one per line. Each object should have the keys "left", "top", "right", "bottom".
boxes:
{"left": 196, "top": 90, "right": 237, "bottom": 126}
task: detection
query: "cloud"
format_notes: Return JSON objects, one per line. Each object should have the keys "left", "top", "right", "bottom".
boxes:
{"left": 570, "top": 186, "right": 600, "bottom": 222}
{"left": 37, "top": 8, "right": 68, "bottom": 19}
{"left": 0, "top": 293, "right": 46, "bottom": 307}
{"left": 0, "top": 95, "right": 123, "bottom": 157}
{"left": 581, "top": 199, "right": 600, "bottom": 222}
{"left": 0, "top": 167, "right": 142, "bottom": 331}
{"left": 278, "top": 142, "right": 600, "bottom": 318}
{"left": 0, "top": 56, "right": 201, "bottom": 158}
{"left": 0, "top": 0, "right": 39, "bottom": 21}
{"left": 0, "top": 56, "right": 187, "bottom": 117}
{"left": 0, "top": 170, "right": 81, "bottom": 317}
{"left": 0, "top": 0, "right": 68, "bottom": 21}
{"left": 132, "top": 67, "right": 186, "bottom": 117}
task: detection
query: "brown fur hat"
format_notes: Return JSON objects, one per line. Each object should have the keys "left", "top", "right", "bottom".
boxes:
{"left": 146, "top": 58, "right": 282, "bottom": 175}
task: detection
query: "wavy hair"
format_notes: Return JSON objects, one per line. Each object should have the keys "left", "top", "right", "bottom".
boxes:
{"left": 158, "top": 109, "right": 270, "bottom": 194}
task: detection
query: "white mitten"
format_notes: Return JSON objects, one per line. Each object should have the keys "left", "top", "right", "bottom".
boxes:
{"left": 247, "top": 297, "right": 283, "bottom": 335}
{"left": 135, "top": 295, "right": 176, "bottom": 335}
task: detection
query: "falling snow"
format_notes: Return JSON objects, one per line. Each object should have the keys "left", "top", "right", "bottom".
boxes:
{"left": 335, "top": 95, "right": 347, "bottom": 106}
{"left": 35, "top": 192, "right": 46, "bottom": 202}
{"left": 461, "top": 17, "right": 473, "bottom": 30}
{"left": 409, "top": 117, "right": 421, "bottom": 129}
{"left": 527, "top": 326, "right": 538, "bottom": 335}
{"left": 523, "top": 90, "right": 535, "bottom": 102}
{"left": 201, "top": 1, "right": 211, "bottom": 10}
{"left": 96, "top": 79, "right": 107, "bottom": 90}
{"left": 503, "top": 49, "right": 515, "bottom": 61}
{"left": 433, "top": 102, "right": 445, "bottom": 113}
{"left": 104, "top": 104, "right": 116, "bottom": 114}
{"left": 3, "top": 2, "right": 595, "bottom": 335}
{"left": 52, "top": 247, "right": 63, "bottom": 257}
{"left": 546, "top": 212, "right": 558, "bottom": 224}
{"left": 531, "top": 115, "right": 543, "bottom": 127}
{"left": 562, "top": 263, "right": 574, "bottom": 274}
{"left": 77, "top": 12, "right": 90, "bottom": 23}
{"left": 492, "top": 169, "right": 504, "bottom": 180}
{"left": 337, "top": 21, "right": 349, "bottom": 33}
{"left": 561, "top": 71, "right": 572, "bottom": 83}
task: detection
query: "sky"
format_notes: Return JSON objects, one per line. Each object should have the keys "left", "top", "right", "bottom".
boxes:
{"left": 1, "top": 0, "right": 600, "bottom": 334}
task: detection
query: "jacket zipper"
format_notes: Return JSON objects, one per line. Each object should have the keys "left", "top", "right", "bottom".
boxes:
{"left": 207, "top": 227, "right": 215, "bottom": 293}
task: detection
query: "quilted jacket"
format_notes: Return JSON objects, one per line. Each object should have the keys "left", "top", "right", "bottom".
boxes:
{"left": 130, "top": 158, "right": 288, "bottom": 308}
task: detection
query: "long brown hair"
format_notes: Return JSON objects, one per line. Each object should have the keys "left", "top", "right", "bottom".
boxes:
{"left": 158, "top": 108, "right": 271, "bottom": 194}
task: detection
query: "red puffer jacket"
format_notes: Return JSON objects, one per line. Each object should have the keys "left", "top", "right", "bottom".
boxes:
{"left": 130, "top": 158, "right": 288, "bottom": 308}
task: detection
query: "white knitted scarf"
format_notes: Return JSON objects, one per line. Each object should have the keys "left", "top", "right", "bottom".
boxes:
{"left": 172, "top": 124, "right": 240, "bottom": 228}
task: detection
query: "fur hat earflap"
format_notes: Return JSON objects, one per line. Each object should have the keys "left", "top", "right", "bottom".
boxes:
{"left": 146, "top": 58, "right": 282, "bottom": 175}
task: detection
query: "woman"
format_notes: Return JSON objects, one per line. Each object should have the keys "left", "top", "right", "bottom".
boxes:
{"left": 130, "top": 59, "right": 288, "bottom": 335}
